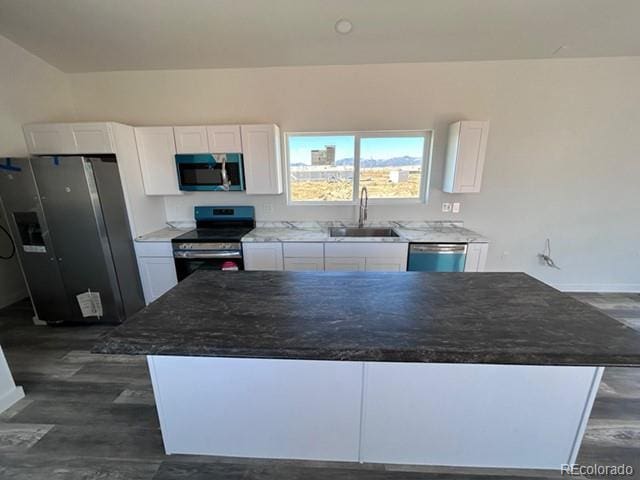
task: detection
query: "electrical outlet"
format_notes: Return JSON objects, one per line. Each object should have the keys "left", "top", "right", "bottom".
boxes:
{"left": 441, "top": 203, "right": 452, "bottom": 213}
{"left": 452, "top": 202, "right": 460, "bottom": 213}
{"left": 262, "top": 203, "right": 274, "bottom": 215}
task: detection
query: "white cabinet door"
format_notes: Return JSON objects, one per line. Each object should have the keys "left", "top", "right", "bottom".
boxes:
{"left": 23, "top": 123, "right": 76, "bottom": 154}
{"left": 284, "top": 257, "right": 324, "bottom": 272}
{"left": 464, "top": 243, "right": 489, "bottom": 272}
{"left": 149, "top": 356, "right": 363, "bottom": 460}
{"left": 137, "top": 256, "right": 178, "bottom": 304}
{"left": 134, "top": 127, "right": 182, "bottom": 196}
{"left": 207, "top": 125, "right": 242, "bottom": 153}
{"left": 174, "top": 126, "right": 209, "bottom": 154}
{"left": 365, "top": 259, "right": 406, "bottom": 272}
{"left": 324, "top": 257, "right": 366, "bottom": 272}
{"left": 360, "top": 362, "right": 600, "bottom": 469}
{"left": 241, "top": 124, "right": 283, "bottom": 195}
{"left": 443, "top": 121, "right": 490, "bottom": 193}
{"left": 243, "top": 243, "right": 284, "bottom": 271}
{"left": 282, "top": 243, "right": 324, "bottom": 258}
{"left": 71, "top": 123, "right": 115, "bottom": 153}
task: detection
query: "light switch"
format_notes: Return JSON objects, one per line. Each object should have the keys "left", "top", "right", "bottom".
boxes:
{"left": 442, "top": 203, "right": 452, "bottom": 213}
{"left": 452, "top": 202, "right": 460, "bottom": 213}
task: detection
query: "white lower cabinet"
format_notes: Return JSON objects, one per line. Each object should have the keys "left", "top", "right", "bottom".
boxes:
{"left": 365, "top": 259, "right": 405, "bottom": 272}
{"left": 243, "top": 243, "right": 284, "bottom": 271}
{"left": 138, "top": 257, "right": 178, "bottom": 304}
{"left": 464, "top": 243, "right": 489, "bottom": 272}
{"left": 282, "top": 243, "right": 324, "bottom": 271}
{"left": 325, "top": 243, "right": 409, "bottom": 272}
{"left": 134, "top": 241, "right": 178, "bottom": 304}
{"left": 324, "top": 257, "right": 366, "bottom": 272}
{"left": 284, "top": 258, "right": 325, "bottom": 272}
{"left": 245, "top": 242, "right": 409, "bottom": 272}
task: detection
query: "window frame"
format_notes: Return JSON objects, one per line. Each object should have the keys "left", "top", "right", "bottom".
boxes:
{"left": 283, "top": 129, "right": 433, "bottom": 206}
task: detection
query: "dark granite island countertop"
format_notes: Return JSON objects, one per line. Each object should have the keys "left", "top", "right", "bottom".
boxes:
{"left": 94, "top": 271, "right": 640, "bottom": 366}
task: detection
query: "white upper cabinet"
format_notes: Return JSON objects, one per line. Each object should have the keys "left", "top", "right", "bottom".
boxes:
{"left": 134, "top": 127, "right": 183, "bottom": 196}
{"left": 241, "top": 124, "right": 283, "bottom": 195}
{"left": 174, "top": 126, "right": 209, "bottom": 154}
{"left": 207, "top": 125, "right": 242, "bottom": 153}
{"left": 70, "top": 123, "right": 115, "bottom": 153}
{"left": 24, "top": 123, "right": 115, "bottom": 154}
{"left": 174, "top": 125, "right": 242, "bottom": 154}
{"left": 443, "top": 121, "right": 490, "bottom": 193}
{"left": 24, "top": 124, "right": 75, "bottom": 154}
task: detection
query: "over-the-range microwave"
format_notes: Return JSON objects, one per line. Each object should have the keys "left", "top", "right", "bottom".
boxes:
{"left": 175, "top": 153, "right": 245, "bottom": 191}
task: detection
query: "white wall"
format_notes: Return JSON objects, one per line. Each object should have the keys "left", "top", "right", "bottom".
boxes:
{"left": 0, "top": 35, "right": 76, "bottom": 308}
{"left": 67, "top": 58, "right": 640, "bottom": 291}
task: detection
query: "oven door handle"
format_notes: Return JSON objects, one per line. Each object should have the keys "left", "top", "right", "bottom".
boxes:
{"left": 173, "top": 251, "right": 242, "bottom": 259}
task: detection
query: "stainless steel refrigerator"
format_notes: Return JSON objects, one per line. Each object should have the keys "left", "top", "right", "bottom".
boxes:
{"left": 0, "top": 155, "right": 144, "bottom": 324}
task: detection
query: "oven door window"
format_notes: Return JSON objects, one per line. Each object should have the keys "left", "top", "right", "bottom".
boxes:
{"left": 174, "top": 257, "right": 244, "bottom": 281}
{"left": 178, "top": 163, "right": 223, "bottom": 187}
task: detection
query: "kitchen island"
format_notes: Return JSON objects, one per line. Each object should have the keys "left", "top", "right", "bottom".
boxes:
{"left": 94, "top": 271, "right": 640, "bottom": 470}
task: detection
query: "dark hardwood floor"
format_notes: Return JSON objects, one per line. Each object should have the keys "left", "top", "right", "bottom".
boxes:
{"left": 0, "top": 293, "right": 638, "bottom": 479}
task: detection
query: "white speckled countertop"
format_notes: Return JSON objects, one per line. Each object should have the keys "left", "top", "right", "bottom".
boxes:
{"left": 241, "top": 221, "right": 488, "bottom": 243}
{"left": 135, "top": 226, "right": 193, "bottom": 242}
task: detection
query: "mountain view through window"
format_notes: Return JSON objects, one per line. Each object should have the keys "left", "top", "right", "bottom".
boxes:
{"left": 287, "top": 132, "right": 429, "bottom": 203}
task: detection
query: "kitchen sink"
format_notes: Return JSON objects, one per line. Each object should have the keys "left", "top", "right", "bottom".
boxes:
{"left": 329, "top": 227, "right": 400, "bottom": 238}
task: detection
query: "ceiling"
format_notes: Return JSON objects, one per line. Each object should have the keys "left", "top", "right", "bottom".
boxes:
{"left": 0, "top": 0, "right": 639, "bottom": 73}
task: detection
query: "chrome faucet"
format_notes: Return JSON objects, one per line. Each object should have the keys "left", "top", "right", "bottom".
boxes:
{"left": 358, "top": 186, "right": 368, "bottom": 228}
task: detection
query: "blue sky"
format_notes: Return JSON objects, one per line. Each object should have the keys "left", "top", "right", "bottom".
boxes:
{"left": 289, "top": 135, "right": 424, "bottom": 165}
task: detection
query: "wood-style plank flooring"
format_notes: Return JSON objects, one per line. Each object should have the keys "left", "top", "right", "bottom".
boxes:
{"left": 0, "top": 293, "right": 638, "bottom": 479}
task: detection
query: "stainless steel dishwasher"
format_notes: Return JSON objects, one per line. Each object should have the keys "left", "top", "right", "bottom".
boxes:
{"left": 407, "top": 243, "right": 468, "bottom": 272}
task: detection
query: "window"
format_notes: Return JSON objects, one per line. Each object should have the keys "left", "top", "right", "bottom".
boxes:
{"left": 285, "top": 131, "right": 431, "bottom": 204}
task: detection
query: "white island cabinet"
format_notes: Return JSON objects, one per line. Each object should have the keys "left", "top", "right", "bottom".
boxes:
{"left": 148, "top": 356, "right": 602, "bottom": 469}
{"left": 0, "top": 346, "right": 24, "bottom": 414}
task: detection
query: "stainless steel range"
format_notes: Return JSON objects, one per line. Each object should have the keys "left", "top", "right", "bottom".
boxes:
{"left": 171, "top": 206, "right": 255, "bottom": 281}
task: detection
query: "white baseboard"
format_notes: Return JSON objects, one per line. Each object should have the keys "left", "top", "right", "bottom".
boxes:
{"left": 0, "top": 288, "right": 28, "bottom": 310}
{"left": 556, "top": 284, "right": 640, "bottom": 293}
{"left": 0, "top": 386, "right": 25, "bottom": 414}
